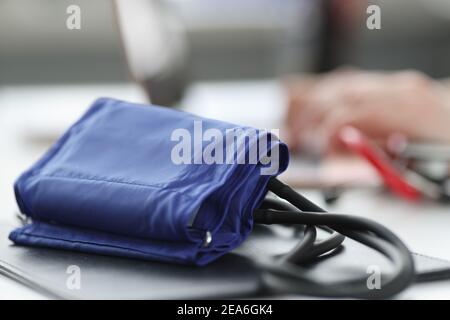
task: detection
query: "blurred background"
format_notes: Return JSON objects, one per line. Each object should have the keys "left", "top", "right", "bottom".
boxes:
{"left": 3, "top": 1, "right": 450, "bottom": 300}
{"left": 1, "top": 0, "right": 450, "bottom": 222}
{"left": 2, "top": 0, "right": 450, "bottom": 89}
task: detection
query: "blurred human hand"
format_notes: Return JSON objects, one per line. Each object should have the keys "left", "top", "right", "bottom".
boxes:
{"left": 285, "top": 70, "right": 450, "bottom": 154}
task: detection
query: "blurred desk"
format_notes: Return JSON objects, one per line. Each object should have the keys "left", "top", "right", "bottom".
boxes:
{"left": 0, "top": 81, "right": 450, "bottom": 299}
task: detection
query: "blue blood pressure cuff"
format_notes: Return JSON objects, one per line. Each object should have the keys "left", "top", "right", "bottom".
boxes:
{"left": 10, "top": 98, "right": 289, "bottom": 265}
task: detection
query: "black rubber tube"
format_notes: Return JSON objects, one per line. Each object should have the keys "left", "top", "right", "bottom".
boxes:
{"left": 252, "top": 178, "right": 416, "bottom": 299}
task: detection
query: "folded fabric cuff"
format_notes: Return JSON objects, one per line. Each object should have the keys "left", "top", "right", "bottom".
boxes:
{"left": 10, "top": 98, "right": 289, "bottom": 265}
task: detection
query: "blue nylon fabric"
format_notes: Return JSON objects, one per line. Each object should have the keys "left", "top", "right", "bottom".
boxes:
{"left": 9, "top": 98, "right": 289, "bottom": 265}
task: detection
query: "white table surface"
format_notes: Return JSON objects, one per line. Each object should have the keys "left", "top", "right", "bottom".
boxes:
{"left": 0, "top": 81, "right": 449, "bottom": 299}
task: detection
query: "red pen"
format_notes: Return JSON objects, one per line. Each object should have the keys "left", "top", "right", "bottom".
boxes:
{"left": 338, "top": 126, "right": 422, "bottom": 202}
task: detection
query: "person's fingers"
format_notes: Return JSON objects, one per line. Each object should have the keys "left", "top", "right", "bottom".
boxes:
{"left": 309, "top": 97, "right": 391, "bottom": 152}
{"left": 284, "top": 77, "right": 319, "bottom": 128}
{"left": 314, "top": 104, "right": 359, "bottom": 152}
{"left": 284, "top": 76, "right": 327, "bottom": 150}
{"left": 285, "top": 97, "right": 303, "bottom": 150}
{"left": 291, "top": 75, "right": 358, "bottom": 144}
{"left": 291, "top": 97, "right": 356, "bottom": 154}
